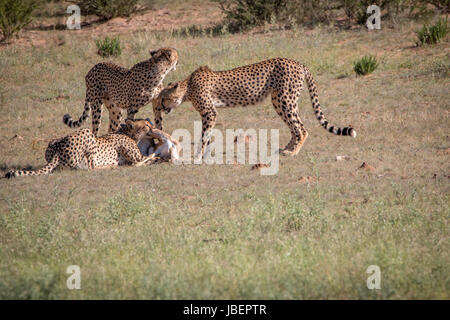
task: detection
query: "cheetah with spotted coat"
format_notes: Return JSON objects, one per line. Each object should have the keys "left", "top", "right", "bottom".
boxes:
{"left": 155, "top": 58, "right": 356, "bottom": 159}
{"left": 5, "top": 119, "right": 155, "bottom": 178}
{"left": 63, "top": 47, "right": 178, "bottom": 136}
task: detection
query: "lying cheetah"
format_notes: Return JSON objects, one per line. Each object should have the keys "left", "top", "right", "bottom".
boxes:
{"left": 63, "top": 47, "right": 178, "bottom": 136}
{"left": 5, "top": 119, "right": 155, "bottom": 178}
{"left": 155, "top": 59, "right": 356, "bottom": 159}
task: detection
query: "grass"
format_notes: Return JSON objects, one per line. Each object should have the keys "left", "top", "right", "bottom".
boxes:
{"left": 0, "top": 19, "right": 449, "bottom": 299}
{"left": 353, "top": 55, "right": 379, "bottom": 76}
{"left": 95, "top": 36, "right": 122, "bottom": 58}
{"left": 416, "top": 18, "right": 449, "bottom": 45}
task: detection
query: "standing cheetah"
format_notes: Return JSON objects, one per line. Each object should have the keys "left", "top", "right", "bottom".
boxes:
{"left": 155, "top": 59, "right": 356, "bottom": 158}
{"left": 63, "top": 47, "right": 178, "bottom": 136}
{"left": 5, "top": 119, "right": 155, "bottom": 178}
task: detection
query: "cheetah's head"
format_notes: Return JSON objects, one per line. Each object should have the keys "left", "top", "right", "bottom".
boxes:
{"left": 150, "top": 47, "right": 179, "bottom": 71}
{"left": 122, "top": 118, "right": 154, "bottom": 142}
{"left": 156, "top": 82, "right": 185, "bottom": 115}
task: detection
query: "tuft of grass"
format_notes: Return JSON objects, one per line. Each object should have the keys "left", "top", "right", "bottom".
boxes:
{"left": 416, "top": 18, "right": 449, "bottom": 45}
{"left": 95, "top": 36, "right": 122, "bottom": 58}
{"left": 353, "top": 55, "right": 379, "bottom": 76}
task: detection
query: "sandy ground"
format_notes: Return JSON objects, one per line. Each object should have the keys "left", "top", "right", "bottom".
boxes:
{"left": 2, "top": 3, "right": 223, "bottom": 48}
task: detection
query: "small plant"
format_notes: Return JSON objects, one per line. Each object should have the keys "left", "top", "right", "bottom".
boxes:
{"left": 353, "top": 55, "right": 379, "bottom": 76}
{"left": 0, "top": 0, "right": 36, "bottom": 41}
{"left": 76, "top": 0, "right": 139, "bottom": 20}
{"left": 95, "top": 36, "right": 121, "bottom": 58}
{"left": 416, "top": 18, "right": 449, "bottom": 45}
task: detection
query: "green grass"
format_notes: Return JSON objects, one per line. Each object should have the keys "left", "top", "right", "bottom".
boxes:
{"left": 95, "top": 36, "right": 122, "bottom": 58}
{"left": 353, "top": 55, "right": 379, "bottom": 76}
{"left": 416, "top": 18, "right": 449, "bottom": 45}
{"left": 0, "top": 20, "right": 449, "bottom": 299}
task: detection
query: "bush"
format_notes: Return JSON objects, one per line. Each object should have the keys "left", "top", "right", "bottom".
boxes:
{"left": 217, "top": 0, "right": 287, "bottom": 31}
{"left": 95, "top": 36, "right": 121, "bottom": 57}
{"left": 0, "top": 0, "right": 36, "bottom": 41}
{"left": 425, "top": 0, "right": 450, "bottom": 12}
{"left": 76, "top": 0, "right": 139, "bottom": 20}
{"left": 216, "top": 0, "right": 449, "bottom": 31}
{"left": 353, "top": 55, "right": 379, "bottom": 76}
{"left": 217, "top": 0, "right": 342, "bottom": 31}
{"left": 416, "top": 18, "right": 449, "bottom": 45}
{"left": 285, "top": 0, "right": 339, "bottom": 26}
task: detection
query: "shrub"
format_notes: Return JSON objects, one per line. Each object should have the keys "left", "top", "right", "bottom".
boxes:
{"left": 76, "top": 0, "right": 139, "bottom": 20}
{"left": 0, "top": 0, "right": 36, "bottom": 41}
{"left": 424, "top": 0, "right": 450, "bottom": 12}
{"left": 95, "top": 36, "right": 121, "bottom": 57}
{"left": 285, "top": 0, "right": 338, "bottom": 26}
{"left": 338, "top": 0, "right": 446, "bottom": 26}
{"left": 216, "top": 0, "right": 449, "bottom": 31}
{"left": 217, "top": 0, "right": 343, "bottom": 31}
{"left": 216, "top": 0, "right": 287, "bottom": 31}
{"left": 353, "top": 55, "right": 379, "bottom": 76}
{"left": 416, "top": 18, "right": 449, "bottom": 45}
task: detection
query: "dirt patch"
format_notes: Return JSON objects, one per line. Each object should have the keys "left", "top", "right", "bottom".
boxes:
{"left": 251, "top": 163, "right": 269, "bottom": 170}
{"left": 234, "top": 134, "right": 255, "bottom": 144}
{"left": 298, "top": 176, "right": 319, "bottom": 184}
{"left": 359, "top": 162, "right": 376, "bottom": 172}
{"left": 2, "top": 5, "right": 223, "bottom": 49}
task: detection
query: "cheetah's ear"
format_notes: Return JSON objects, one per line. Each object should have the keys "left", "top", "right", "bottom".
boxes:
{"left": 173, "top": 83, "right": 179, "bottom": 89}
{"left": 150, "top": 50, "right": 157, "bottom": 56}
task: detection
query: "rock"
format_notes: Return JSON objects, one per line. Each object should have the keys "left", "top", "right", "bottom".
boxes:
{"left": 181, "top": 195, "right": 195, "bottom": 201}
{"left": 234, "top": 134, "right": 254, "bottom": 144}
{"left": 10, "top": 134, "right": 23, "bottom": 140}
{"left": 251, "top": 163, "right": 269, "bottom": 170}
{"left": 336, "top": 155, "right": 350, "bottom": 161}
{"left": 298, "top": 176, "right": 318, "bottom": 184}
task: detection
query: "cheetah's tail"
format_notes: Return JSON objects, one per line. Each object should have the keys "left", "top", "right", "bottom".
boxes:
{"left": 304, "top": 66, "right": 356, "bottom": 138}
{"left": 5, "top": 155, "right": 59, "bottom": 178}
{"left": 63, "top": 100, "right": 91, "bottom": 128}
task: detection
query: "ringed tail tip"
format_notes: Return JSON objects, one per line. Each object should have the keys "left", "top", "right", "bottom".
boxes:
{"left": 63, "top": 114, "right": 70, "bottom": 124}
{"left": 5, "top": 171, "right": 16, "bottom": 179}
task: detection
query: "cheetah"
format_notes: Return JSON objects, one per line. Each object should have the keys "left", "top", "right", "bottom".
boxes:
{"left": 154, "top": 59, "right": 356, "bottom": 159}
{"left": 63, "top": 47, "right": 178, "bottom": 136}
{"left": 5, "top": 119, "right": 155, "bottom": 178}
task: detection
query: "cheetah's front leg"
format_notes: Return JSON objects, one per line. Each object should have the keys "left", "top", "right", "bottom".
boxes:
{"left": 126, "top": 103, "right": 141, "bottom": 121}
{"left": 108, "top": 106, "right": 124, "bottom": 133}
{"left": 196, "top": 108, "right": 217, "bottom": 161}
{"left": 152, "top": 99, "right": 163, "bottom": 130}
